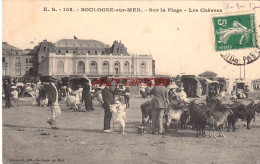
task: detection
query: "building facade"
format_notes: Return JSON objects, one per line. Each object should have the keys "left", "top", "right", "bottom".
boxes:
{"left": 2, "top": 38, "right": 154, "bottom": 78}
{"left": 2, "top": 42, "right": 38, "bottom": 78}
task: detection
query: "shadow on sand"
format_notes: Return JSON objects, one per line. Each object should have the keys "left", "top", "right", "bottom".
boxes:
{"left": 3, "top": 123, "right": 105, "bottom": 134}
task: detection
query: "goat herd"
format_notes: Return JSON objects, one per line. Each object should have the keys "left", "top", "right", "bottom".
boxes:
{"left": 141, "top": 98, "right": 260, "bottom": 138}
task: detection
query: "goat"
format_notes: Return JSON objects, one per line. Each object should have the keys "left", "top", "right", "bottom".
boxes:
{"left": 180, "top": 110, "right": 190, "bottom": 130}
{"left": 165, "top": 106, "right": 183, "bottom": 131}
{"left": 189, "top": 101, "right": 207, "bottom": 137}
{"left": 140, "top": 101, "right": 152, "bottom": 125}
{"left": 227, "top": 101, "right": 246, "bottom": 132}
{"left": 206, "top": 105, "right": 233, "bottom": 138}
{"left": 93, "top": 89, "right": 104, "bottom": 105}
{"left": 244, "top": 99, "right": 258, "bottom": 129}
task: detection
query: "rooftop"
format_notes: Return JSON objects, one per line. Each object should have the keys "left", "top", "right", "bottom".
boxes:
{"left": 55, "top": 39, "right": 109, "bottom": 48}
{"left": 2, "top": 42, "right": 22, "bottom": 51}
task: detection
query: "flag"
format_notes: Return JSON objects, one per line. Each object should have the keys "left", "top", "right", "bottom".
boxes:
{"left": 74, "top": 36, "right": 78, "bottom": 39}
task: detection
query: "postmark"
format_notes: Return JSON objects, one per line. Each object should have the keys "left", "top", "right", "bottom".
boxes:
{"left": 212, "top": 12, "right": 260, "bottom": 66}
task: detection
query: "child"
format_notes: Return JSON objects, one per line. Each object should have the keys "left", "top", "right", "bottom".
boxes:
{"left": 11, "top": 87, "right": 19, "bottom": 107}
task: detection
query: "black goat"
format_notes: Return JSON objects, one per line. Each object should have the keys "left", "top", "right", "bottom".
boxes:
{"left": 141, "top": 101, "right": 152, "bottom": 125}
{"left": 227, "top": 101, "right": 246, "bottom": 132}
{"left": 190, "top": 101, "right": 207, "bottom": 137}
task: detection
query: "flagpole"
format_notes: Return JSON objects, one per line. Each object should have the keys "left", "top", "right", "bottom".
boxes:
{"left": 244, "top": 59, "right": 246, "bottom": 79}
{"left": 240, "top": 65, "right": 241, "bottom": 79}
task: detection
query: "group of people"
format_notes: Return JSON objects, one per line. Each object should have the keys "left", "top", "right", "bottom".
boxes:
{"left": 2, "top": 80, "right": 19, "bottom": 108}
{"left": 102, "top": 84, "right": 131, "bottom": 133}
{"left": 42, "top": 77, "right": 131, "bottom": 131}
{"left": 149, "top": 83, "right": 189, "bottom": 135}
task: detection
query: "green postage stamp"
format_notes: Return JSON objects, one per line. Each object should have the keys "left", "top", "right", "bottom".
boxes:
{"left": 213, "top": 13, "right": 258, "bottom": 51}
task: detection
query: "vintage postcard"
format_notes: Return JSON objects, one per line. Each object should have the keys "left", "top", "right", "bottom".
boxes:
{"left": 2, "top": 0, "right": 260, "bottom": 164}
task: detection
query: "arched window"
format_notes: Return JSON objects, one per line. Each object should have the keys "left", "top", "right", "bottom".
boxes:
{"left": 124, "top": 61, "right": 130, "bottom": 75}
{"left": 57, "top": 61, "right": 64, "bottom": 73}
{"left": 29, "top": 67, "right": 34, "bottom": 76}
{"left": 140, "top": 62, "right": 146, "bottom": 75}
{"left": 89, "top": 61, "right": 98, "bottom": 75}
{"left": 77, "top": 61, "right": 85, "bottom": 74}
{"left": 102, "top": 61, "right": 109, "bottom": 75}
{"left": 114, "top": 62, "right": 120, "bottom": 75}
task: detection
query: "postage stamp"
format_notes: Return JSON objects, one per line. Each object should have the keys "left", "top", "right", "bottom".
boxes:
{"left": 213, "top": 13, "right": 258, "bottom": 52}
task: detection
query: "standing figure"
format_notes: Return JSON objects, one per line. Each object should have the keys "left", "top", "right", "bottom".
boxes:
{"left": 82, "top": 81, "right": 94, "bottom": 112}
{"left": 4, "top": 80, "right": 12, "bottom": 108}
{"left": 102, "top": 85, "right": 115, "bottom": 133}
{"left": 149, "top": 84, "right": 169, "bottom": 134}
{"left": 11, "top": 87, "right": 19, "bottom": 107}
{"left": 46, "top": 77, "right": 61, "bottom": 128}
{"left": 124, "top": 86, "right": 131, "bottom": 108}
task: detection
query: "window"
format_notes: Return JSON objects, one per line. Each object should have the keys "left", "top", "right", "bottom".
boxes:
{"left": 102, "top": 62, "right": 109, "bottom": 74}
{"left": 77, "top": 61, "right": 85, "bottom": 74}
{"left": 140, "top": 62, "right": 146, "bottom": 74}
{"left": 2, "top": 57, "right": 5, "bottom": 63}
{"left": 124, "top": 61, "right": 130, "bottom": 74}
{"left": 29, "top": 58, "right": 33, "bottom": 63}
{"left": 73, "top": 50, "right": 76, "bottom": 54}
{"left": 26, "top": 58, "right": 29, "bottom": 63}
{"left": 16, "top": 70, "right": 21, "bottom": 76}
{"left": 57, "top": 61, "right": 64, "bottom": 73}
{"left": 2, "top": 66, "right": 7, "bottom": 75}
{"left": 58, "top": 50, "right": 61, "bottom": 53}
{"left": 29, "top": 67, "right": 34, "bottom": 76}
{"left": 90, "top": 61, "right": 98, "bottom": 74}
{"left": 16, "top": 51, "right": 18, "bottom": 55}
{"left": 66, "top": 50, "right": 68, "bottom": 53}
{"left": 16, "top": 57, "right": 20, "bottom": 63}
{"left": 95, "top": 51, "right": 97, "bottom": 55}
{"left": 102, "top": 51, "right": 105, "bottom": 55}
{"left": 26, "top": 71, "right": 29, "bottom": 75}
{"left": 88, "top": 51, "right": 90, "bottom": 54}
{"left": 16, "top": 65, "right": 21, "bottom": 70}
{"left": 114, "top": 62, "right": 120, "bottom": 75}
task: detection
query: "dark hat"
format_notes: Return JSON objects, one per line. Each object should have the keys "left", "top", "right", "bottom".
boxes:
{"left": 49, "top": 77, "right": 58, "bottom": 82}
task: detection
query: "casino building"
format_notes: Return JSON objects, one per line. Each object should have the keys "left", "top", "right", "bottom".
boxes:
{"left": 2, "top": 38, "right": 155, "bottom": 79}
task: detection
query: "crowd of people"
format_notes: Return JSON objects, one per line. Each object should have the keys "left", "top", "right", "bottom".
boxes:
{"left": 2, "top": 77, "right": 132, "bottom": 132}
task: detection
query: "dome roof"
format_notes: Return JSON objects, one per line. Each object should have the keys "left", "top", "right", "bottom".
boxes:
{"left": 55, "top": 39, "right": 109, "bottom": 48}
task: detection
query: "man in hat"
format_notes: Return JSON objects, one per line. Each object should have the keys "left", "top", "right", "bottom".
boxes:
{"left": 4, "top": 80, "right": 12, "bottom": 108}
{"left": 46, "top": 77, "right": 61, "bottom": 128}
{"left": 149, "top": 83, "right": 169, "bottom": 135}
{"left": 124, "top": 86, "right": 131, "bottom": 108}
{"left": 82, "top": 81, "right": 94, "bottom": 112}
{"left": 102, "top": 80, "right": 115, "bottom": 133}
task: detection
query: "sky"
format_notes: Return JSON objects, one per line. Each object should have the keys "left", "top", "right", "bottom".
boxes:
{"left": 2, "top": 0, "right": 260, "bottom": 79}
